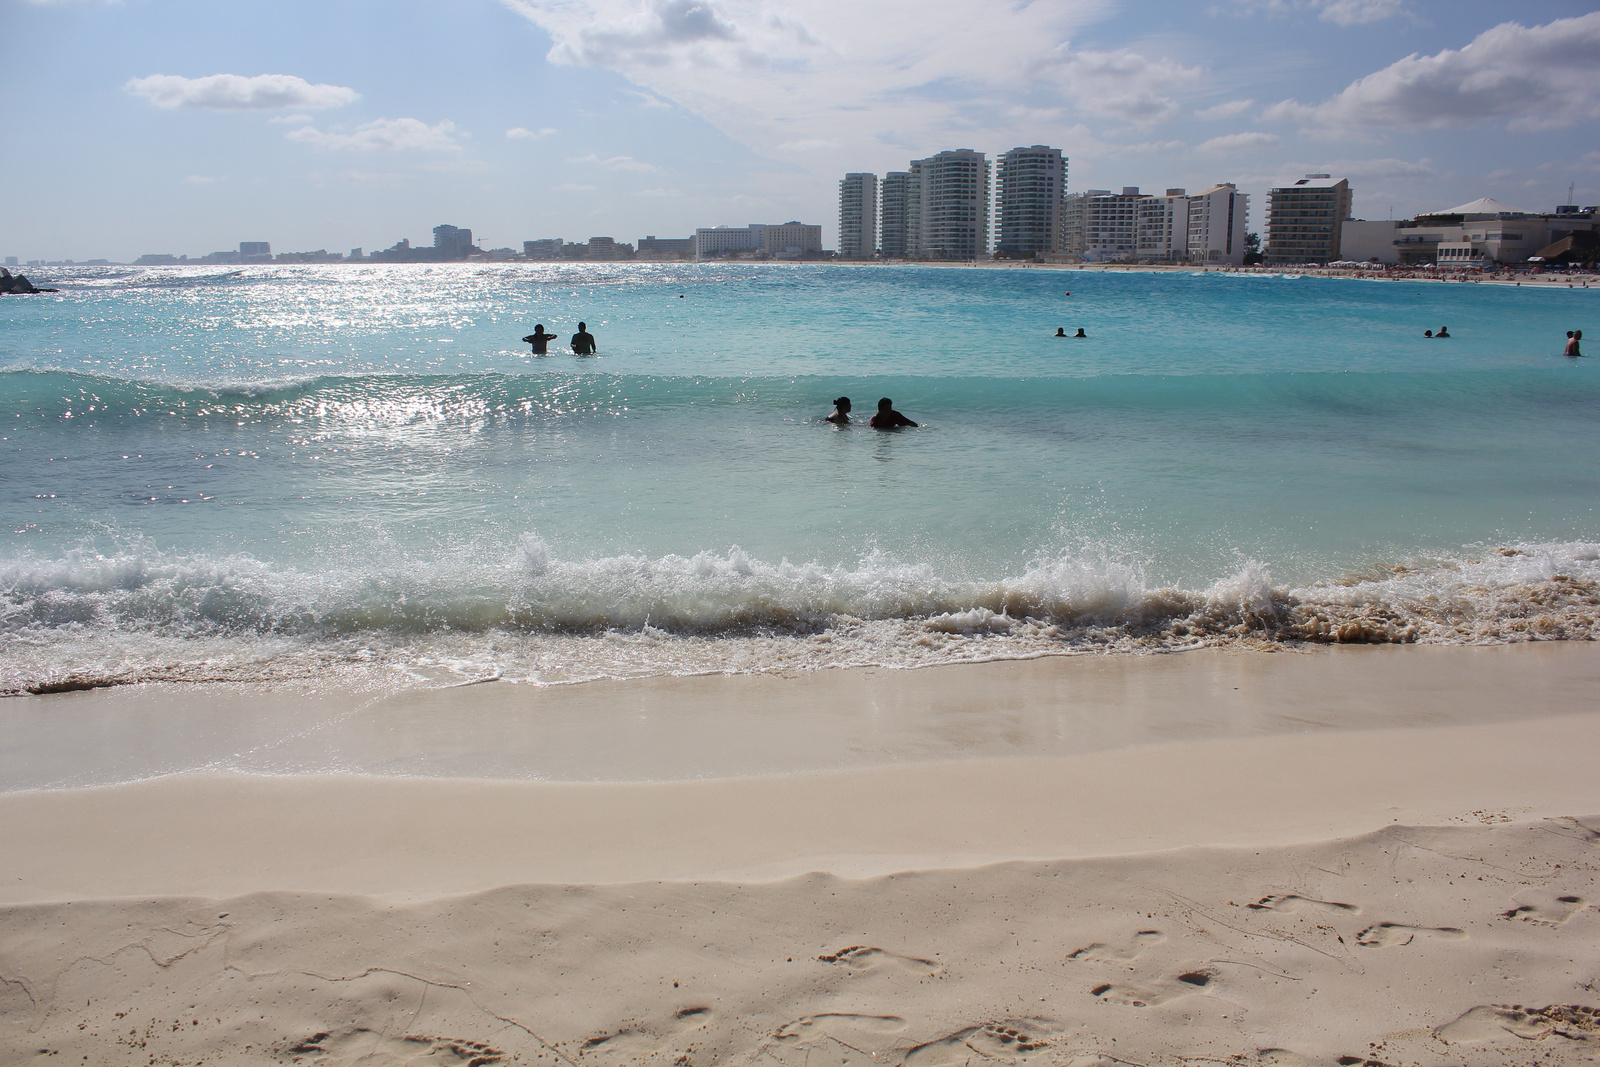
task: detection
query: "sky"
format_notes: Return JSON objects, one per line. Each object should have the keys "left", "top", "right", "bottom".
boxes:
{"left": 2, "top": 0, "right": 1598, "bottom": 261}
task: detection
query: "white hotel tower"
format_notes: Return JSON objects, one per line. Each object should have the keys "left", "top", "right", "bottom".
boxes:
{"left": 838, "top": 173, "right": 879, "bottom": 259}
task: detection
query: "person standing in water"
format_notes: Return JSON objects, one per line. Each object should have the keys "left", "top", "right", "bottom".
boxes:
{"left": 869, "top": 397, "right": 918, "bottom": 429}
{"left": 570, "top": 321, "right": 597, "bottom": 355}
{"left": 825, "top": 397, "right": 853, "bottom": 424}
{"left": 1566, "top": 330, "right": 1583, "bottom": 357}
{"left": 522, "top": 325, "right": 556, "bottom": 354}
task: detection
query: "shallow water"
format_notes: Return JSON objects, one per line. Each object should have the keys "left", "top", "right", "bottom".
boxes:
{"left": 2, "top": 263, "right": 1598, "bottom": 693}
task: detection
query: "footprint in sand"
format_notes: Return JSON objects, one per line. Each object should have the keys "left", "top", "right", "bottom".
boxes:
{"left": 1253, "top": 1051, "right": 1314, "bottom": 1067}
{"left": 1065, "top": 930, "right": 1164, "bottom": 962}
{"left": 581, "top": 1006, "right": 713, "bottom": 1059}
{"left": 774, "top": 1013, "right": 907, "bottom": 1044}
{"left": 1501, "top": 892, "right": 1589, "bottom": 927}
{"left": 1247, "top": 894, "right": 1360, "bottom": 915}
{"left": 1354, "top": 923, "right": 1467, "bottom": 948}
{"left": 286, "top": 1029, "right": 505, "bottom": 1065}
{"left": 1090, "top": 970, "right": 1214, "bottom": 1008}
{"left": 1436, "top": 1003, "right": 1600, "bottom": 1043}
{"left": 902, "top": 1019, "right": 1057, "bottom": 1066}
{"left": 818, "top": 945, "right": 941, "bottom": 975}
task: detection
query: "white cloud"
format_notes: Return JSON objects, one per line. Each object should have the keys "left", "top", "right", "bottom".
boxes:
{"left": 1196, "top": 131, "right": 1279, "bottom": 153}
{"left": 566, "top": 152, "right": 662, "bottom": 172}
{"left": 124, "top": 73, "right": 358, "bottom": 111}
{"left": 1267, "top": 13, "right": 1600, "bottom": 132}
{"left": 1031, "top": 45, "right": 1202, "bottom": 124}
{"left": 507, "top": 126, "right": 558, "bottom": 139}
{"left": 269, "top": 113, "right": 314, "bottom": 125}
{"left": 497, "top": 0, "right": 1202, "bottom": 183}
{"left": 287, "top": 117, "right": 463, "bottom": 152}
{"left": 1195, "top": 98, "right": 1253, "bottom": 120}
{"left": 1270, "top": 157, "right": 1432, "bottom": 182}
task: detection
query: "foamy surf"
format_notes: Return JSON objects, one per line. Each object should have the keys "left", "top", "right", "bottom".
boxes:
{"left": 4, "top": 538, "right": 1596, "bottom": 695}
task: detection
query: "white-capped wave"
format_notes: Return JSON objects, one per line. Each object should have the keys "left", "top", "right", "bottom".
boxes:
{"left": 3, "top": 536, "right": 1598, "bottom": 695}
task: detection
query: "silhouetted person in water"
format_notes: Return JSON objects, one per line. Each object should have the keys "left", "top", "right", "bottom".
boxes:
{"left": 1566, "top": 330, "right": 1583, "bottom": 357}
{"left": 1435, "top": 326, "right": 1450, "bottom": 338}
{"left": 1055, "top": 327, "right": 1066, "bottom": 337}
{"left": 522, "top": 324, "right": 556, "bottom": 354}
{"left": 571, "top": 321, "right": 597, "bottom": 355}
{"left": 1424, "top": 330, "right": 1433, "bottom": 338}
{"left": 870, "top": 397, "right": 917, "bottom": 429}
{"left": 826, "top": 397, "right": 853, "bottom": 424}
{"left": 1074, "top": 327, "right": 1087, "bottom": 338}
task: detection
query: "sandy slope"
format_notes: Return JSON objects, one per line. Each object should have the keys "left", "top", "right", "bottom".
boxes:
{"left": 2, "top": 818, "right": 1597, "bottom": 1066}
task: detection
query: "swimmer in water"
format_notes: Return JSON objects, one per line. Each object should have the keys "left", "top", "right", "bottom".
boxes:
{"left": 570, "top": 321, "right": 597, "bottom": 355}
{"left": 1436, "top": 326, "right": 1451, "bottom": 338}
{"left": 1074, "top": 327, "right": 1087, "bottom": 338}
{"left": 522, "top": 324, "right": 556, "bottom": 354}
{"left": 869, "top": 397, "right": 918, "bottom": 429}
{"left": 1424, "top": 329, "right": 1433, "bottom": 338}
{"left": 825, "top": 397, "right": 853, "bottom": 424}
{"left": 1566, "top": 330, "right": 1583, "bottom": 357}
{"left": 1055, "top": 327, "right": 1066, "bottom": 337}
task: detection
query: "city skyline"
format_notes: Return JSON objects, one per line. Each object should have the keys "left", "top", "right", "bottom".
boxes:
{"left": 3, "top": 1, "right": 1599, "bottom": 262}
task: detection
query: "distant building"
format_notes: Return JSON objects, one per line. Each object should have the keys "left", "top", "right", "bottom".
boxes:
{"left": 239, "top": 241, "right": 272, "bottom": 263}
{"left": 1266, "top": 175, "right": 1352, "bottom": 265}
{"left": 880, "top": 171, "right": 913, "bottom": 258}
{"left": 1136, "top": 189, "right": 1190, "bottom": 262}
{"left": 4, "top": 257, "right": 16, "bottom": 267}
{"left": 1343, "top": 198, "right": 1598, "bottom": 266}
{"left": 433, "top": 225, "right": 475, "bottom": 258}
{"left": 995, "top": 146, "right": 1066, "bottom": 259}
{"left": 524, "top": 239, "right": 564, "bottom": 260}
{"left": 912, "top": 149, "right": 989, "bottom": 260}
{"left": 838, "top": 173, "right": 879, "bottom": 259}
{"left": 1185, "top": 183, "right": 1249, "bottom": 266}
{"left": 199, "top": 250, "right": 242, "bottom": 264}
{"left": 134, "top": 253, "right": 183, "bottom": 265}
{"left": 347, "top": 248, "right": 364, "bottom": 261}
{"left": 1082, "top": 188, "right": 1148, "bottom": 262}
{"left": 637, "top": 235, "right": 693, "bottom": 259}
{"left": 693, "top": 223, "right": 822, "bottom": 260}
{"left": 274, "top": 249, "right": 343, "bottom": 263}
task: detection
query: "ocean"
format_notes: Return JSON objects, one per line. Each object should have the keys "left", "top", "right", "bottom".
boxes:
{"left": 3, "top": 262, "right": 1597, "bottom": 696}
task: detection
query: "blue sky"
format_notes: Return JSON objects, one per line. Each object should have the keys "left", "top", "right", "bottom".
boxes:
{"left": 2, "top": 0, "right": 1597, "bottom": 261}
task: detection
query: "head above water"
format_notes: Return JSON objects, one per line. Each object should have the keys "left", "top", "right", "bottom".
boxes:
{"left": 1074, "top": 328, "right": 1087, "bottom": 337}
{"left": 1055, "top": 327, "right": 1066, "bottom": 336}
{"left": 877, "top": 397, "right": 894, "bottom": 411}
{"left": 833, "top": 397, "right": 851, "bottom": 411}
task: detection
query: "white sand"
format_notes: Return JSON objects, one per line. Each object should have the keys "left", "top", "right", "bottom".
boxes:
{"left": 3, "top": 645, "right": 1599, "bottom": 1065}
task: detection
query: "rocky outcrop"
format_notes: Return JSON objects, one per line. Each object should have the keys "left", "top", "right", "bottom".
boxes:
{"left": 0, "top": 268, "right": 57, "bottom": 294}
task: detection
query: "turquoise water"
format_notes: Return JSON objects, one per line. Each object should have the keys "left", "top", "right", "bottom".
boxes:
{"left": 3, "top": 263, "right": 1598, "bottom": 692}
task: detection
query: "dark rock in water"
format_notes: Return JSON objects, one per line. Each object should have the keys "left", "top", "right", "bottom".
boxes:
{"left": 0, "top": 268, "right": 57, "bottom": 294}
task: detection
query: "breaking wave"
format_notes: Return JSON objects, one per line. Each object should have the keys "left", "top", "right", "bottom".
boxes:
{"left": 4, "top": 536, "right": 1596, "bottom": 695}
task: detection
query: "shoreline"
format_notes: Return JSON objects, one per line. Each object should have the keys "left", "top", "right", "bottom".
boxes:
{"left": 6, "top": 642, "right": 1600, "bottom": 790}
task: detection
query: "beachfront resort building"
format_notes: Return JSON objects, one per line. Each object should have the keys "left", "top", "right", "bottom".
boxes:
{"left": 693, "top": 223, "right": 824, "bottom": 260}
{"left": 1266, "top": 175, "right": 1352, "bottom": 265}
{"left": 433, "top": 225, "right": 476, "bottom": 257}
{"left": 912, "top": 149, "right": 991, "bottom": 260}
{"left": 1186, "top": 184, "right": 1250, "bottom": 266}
{"left": 1339, "top": 199, "right": 1599, "bottom": 266}
{"left": 880, "top": 171, "right": 913, "bottom": 258}
{"left": 839, "top": 173, "right": 879, "bottom": 259}
{"left": 1136, "top": 190, "right": 1191, "bottom": 262}
{"left": 995, "top": 146, "right": 1067, "bottom": 259}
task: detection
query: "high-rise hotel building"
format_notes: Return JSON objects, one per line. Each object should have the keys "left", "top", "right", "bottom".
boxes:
{"left": 838, "top": 173, "right": 879, "bottom": 259}
{"left": 911, "top": 149, "right": 990, "bottom": 260}
{"left": 995, "top": 146, "right": 1067, "bottom": 258}
{"left": 1266, "top": 175, "right": 1352, "bottom": 264}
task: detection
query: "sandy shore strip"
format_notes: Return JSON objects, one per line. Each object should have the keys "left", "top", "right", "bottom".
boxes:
{"left": 3, "top": 645, "right": 1599, "bottom": 1064}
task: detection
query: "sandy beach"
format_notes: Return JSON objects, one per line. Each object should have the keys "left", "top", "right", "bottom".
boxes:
{"left": 3, "top": 644, "right": 1599, "bottom": 1066}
